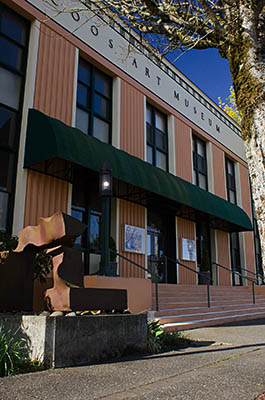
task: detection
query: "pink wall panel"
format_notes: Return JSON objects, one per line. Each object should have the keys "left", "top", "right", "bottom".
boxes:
{"left": 24, "top": 170, "right": 68, "bottom": 227}
{"left": 120, "top": 80, "right": 145, "bottom": 159}
{"left": 216, "top": 230, "right": 231, "bottom": 286}
{"left": 212, "top": 145, "right": 226, "bottom": 199}
{"left": 174, "top": 118, "right": 192, "bottom": 182}
{"left": 34, "top": 23, "right": 75, "bottom": 125}
{"left": 177, "top": 218, "right": 196, "bottom": 284}
{"left": 119, "top": 200, "right": 145, "bottom": 278}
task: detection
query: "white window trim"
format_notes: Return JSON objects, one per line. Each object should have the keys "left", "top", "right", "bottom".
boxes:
{"left": 112, "top": 77, "right": 121, "bottom": 149}
{"left": 206, "top": 141, "right": 214, "bottom": 193}
{"left": 12, "top": 20, "right": 40, "bottom": 235}
{"left": 168, "top": 115, "right": 176, "bottom": 175}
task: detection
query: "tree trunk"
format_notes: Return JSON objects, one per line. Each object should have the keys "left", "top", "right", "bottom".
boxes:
{"left": 243, "top": 106, "right": 265, "bottom": 270}
{"left": 228, "top": 3, "right": 265, "bottom": 270}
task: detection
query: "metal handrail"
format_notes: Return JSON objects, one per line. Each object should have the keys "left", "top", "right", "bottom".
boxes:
{"left": 239, "top": 266, "right": 264, "bottom": 285}
{"left": 110, "top": 250, "right": 161, "bottom": 311}
{"left": 212, "top": 262, "right": 257, "bottom": 304}
{"left": 164, "top": 256, "right": 213, "bottom": 308}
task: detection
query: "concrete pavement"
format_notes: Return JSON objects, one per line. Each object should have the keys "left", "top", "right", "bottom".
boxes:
{"left": 1, "top": 318, "right": 265, "bottom": 399}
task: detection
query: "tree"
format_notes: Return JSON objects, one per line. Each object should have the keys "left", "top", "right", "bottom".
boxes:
{"left": 218, "top": 86, "right": 241, "bottom": 124}
{"left": 52, "top": 1, "right": 265, "bottom": 268}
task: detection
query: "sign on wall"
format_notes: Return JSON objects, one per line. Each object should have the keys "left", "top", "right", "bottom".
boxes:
{"left": 124, "top": 224, "right": 145, "bottom": 254}
{"left": 181, "top": 238, "right": 196, "bottom": 262}
{"left": 26, "top": 0, "right": 246, "bottom": 162}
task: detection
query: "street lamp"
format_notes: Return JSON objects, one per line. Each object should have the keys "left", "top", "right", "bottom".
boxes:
{"left": 99, "top": 161, "right": 112, "bottom": 275}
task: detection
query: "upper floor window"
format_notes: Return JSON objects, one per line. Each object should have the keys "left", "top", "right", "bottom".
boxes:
{"left": 192, "top": 135, "right": 208, "bottom": 190}
{"left": 225, "top": 158, "right": 237, "bottom": 204}
{"left": 0, "top": 4, "right": 29, "bottom": 232}
{"left": 76, "top": 58, "right": 112, "bottom": 144}
{"left": 146, "top": 104, "right": 168, "bottom": 171}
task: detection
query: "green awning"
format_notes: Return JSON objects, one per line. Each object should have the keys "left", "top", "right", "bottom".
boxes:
{"left": 24, "top": 109, "right": 252, "bottom": 232}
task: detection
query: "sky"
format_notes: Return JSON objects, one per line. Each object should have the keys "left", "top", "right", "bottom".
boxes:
{"left": 166, "top": 48, "right": 233, "bottom": 107}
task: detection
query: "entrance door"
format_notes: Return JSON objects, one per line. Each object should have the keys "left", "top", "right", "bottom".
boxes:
{"left": 71, "top": 168, "right": 102, "bottom": 275}
{"left": 147, "top": 208, "right": 176, "bottom": 283}
{"left": 230, "top": 232, "right": 242, "bottom": 286}
{"left": 196, "top": 222, "right": 212, "bottom": 285}
{"left": 147, "top": 226, "right": 164, "bottom": 282}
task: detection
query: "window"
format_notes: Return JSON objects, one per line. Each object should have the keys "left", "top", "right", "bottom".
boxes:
{"left": 76, "top": 58, "right": 112, "bottom": 144}
{"left": 192, "top": 136, "right": 208, "bottom": 190}
{"left": 0, "top": 4, "right": 29, "bottom": 231}
{"left": 146, "top": 104, "right": 168, "bottom": 171}
{"left": 225, "top": 158, "right": 237, "bottom": 204}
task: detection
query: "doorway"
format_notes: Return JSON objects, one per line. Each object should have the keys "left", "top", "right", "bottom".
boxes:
{"left": 230, "top": 232, "right": 242, "bottom": 286}
{"left": 147, "top": 208, "right": 176, "bottom": 283}
{"left": 71, "top": 168, "right": 102, "bottom": 275}
{"left": 196, "top": 221, "right": 212, "bottom": 285}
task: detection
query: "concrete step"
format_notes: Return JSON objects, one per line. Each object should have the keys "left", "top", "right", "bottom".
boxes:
{"left": 157, "top": 305, "right": 265, "bottom": 324}
{"left": 161, "top": 311, "right": 265, "bottom": 331}
{"left": 152, "top": 298, "right": 265, "bottom": 309}
{"left": 153, "top": 303, "right": 265, "bottom": 317}
{"left": 151, "top": 284, "right": 265, "bottom": 330}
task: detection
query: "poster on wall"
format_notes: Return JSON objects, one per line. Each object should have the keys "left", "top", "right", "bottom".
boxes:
{"left": 181, "top": 238, "right": 196, "bottom": 262}
{"left": 124, "top": 224, "right": 145, "bottom": 254}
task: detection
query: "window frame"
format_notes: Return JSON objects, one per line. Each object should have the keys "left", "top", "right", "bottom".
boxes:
{"left": 76, "top": 58, "right": 112, "bottom": 144}
{"left": 0, "top": 4, "right": 29, "bottom": 232}
{"left": 225, "top": 157, "right": 237, "bottom": 204}
{"left": 146, "top": 103, "right": 168, "bottom": 171}
{"left": 192, "top": 135, "right": 208, "bottom": 190}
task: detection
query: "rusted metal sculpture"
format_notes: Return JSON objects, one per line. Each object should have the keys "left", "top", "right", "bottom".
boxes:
{"left": 0, "top": 212, "right": 127, "bottom": 313}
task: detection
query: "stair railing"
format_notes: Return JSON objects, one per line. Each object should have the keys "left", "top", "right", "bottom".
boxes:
{"left": 239, "top": 266, "right": 264, "bottom": 285}
{"left": 164, "top": 256, "right": 213, "bottom": 308}
{"left": 110, "top": 250, "right": 161, "bottom": 311}
{"left": 212, "top": 262, "right": 257, "bottom": 304}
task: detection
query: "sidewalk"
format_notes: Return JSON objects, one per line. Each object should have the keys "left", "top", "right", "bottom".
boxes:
{"left": 1, "top": 318, "right": 265, "bottom": 400}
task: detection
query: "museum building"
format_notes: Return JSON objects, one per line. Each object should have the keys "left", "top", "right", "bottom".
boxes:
{"left": 1, "top": 0, "right": 263, "bottom": 317}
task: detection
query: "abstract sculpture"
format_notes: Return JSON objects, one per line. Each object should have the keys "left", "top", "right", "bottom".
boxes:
{"left": 0, "top": 212, "right": 127, "bottom": 313}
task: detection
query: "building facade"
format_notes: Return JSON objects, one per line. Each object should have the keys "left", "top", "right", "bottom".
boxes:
{"left": 1, "top": 0, "right": 262, "bottom": 312}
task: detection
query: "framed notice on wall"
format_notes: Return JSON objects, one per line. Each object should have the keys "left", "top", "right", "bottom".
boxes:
{"left": 181, "top": 238, "right": 196, "bottom": 262}
{"left": 124, "top": 224, "right": 145, "bottom": 254}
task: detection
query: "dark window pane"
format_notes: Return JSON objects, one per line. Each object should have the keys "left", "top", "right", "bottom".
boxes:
{"left": 78, "top": 60, "right": 90, "bottom": 85}
{"left": 156, "top": 129, "right": 167, "bottom": 151}
{"left": 147, "top": 145, "right": 153, "bottom": 164}
{"left": 156, "top": 150, "right": 167, "bottom": 171}
{"left": 146, "top": 123, "right": 153, "bottom": 144}
{"left": 197, "top": 155, "right": 207, "bottom": 173}
{"left": 199, "top": 173, "right": 207, "bottom": 190}
{"left": 90, "top": 213, "right": 100, "bottom": 250}
{"left": 146, "top": 105, "right": 152, "bottom": 124}
{"left": 0, "top": 37, "right": 22, "bottom": 70}
{"left": 75, "top": 107, "right": 89, "bottom": 134}
{"left": 1, "top": 9, "right": 27, "bottom": 45}
{"left": 229, "top": 190, "right": 236, "bottom": 204}
{"left": 0, "top": 190, "right": 8, "bottom": 230}
{"left": 94, "top": 94, "right": 110, "bottom": 119}
{"left": 155, "top": 111, "right": 166, "bottom": 132}
{"left": 0, "top": 67, "right": 21, "bottom": 110}
{"left": 77, "top": 83, "right": 89, "bottom": 108}
{"left": 93, "top": 117, "right": 109, "bottom": 143}
{"left": 95, "top": 71, "right": 111, "bottom": 97}
{"left": 0, "top": 150, "right": 13, "bottom": 190}
{"left": 71, "top": 207, "right": 85, "bottom": 246}
{"left": 0, "top": 106, "right": 16, "bottom": 147}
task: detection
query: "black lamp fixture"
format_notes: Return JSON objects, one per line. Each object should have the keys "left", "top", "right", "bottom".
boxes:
{"left": 99, "top": 160, "right": 112, "bottom": 275}
{"left": 99, "top": 160, "right": 112, "bottom": 197}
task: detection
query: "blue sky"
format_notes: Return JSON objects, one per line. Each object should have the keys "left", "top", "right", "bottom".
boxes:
{"left": 166, "top": 48, "right": 233, "bottom": 106}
